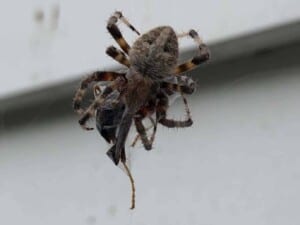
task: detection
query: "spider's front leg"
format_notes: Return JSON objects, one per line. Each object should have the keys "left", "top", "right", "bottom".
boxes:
{"left": 73, "top": 71, "right": 125, "bottom": 114}
{"left": 107, "top": 11, "right": 140, "bottom": 54}
{"left": 174, "top": 29, "right": 210, "bottom": 74}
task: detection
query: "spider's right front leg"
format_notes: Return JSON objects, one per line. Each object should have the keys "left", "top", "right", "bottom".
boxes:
{"left": 174, "top": 29, "right": 210, "bottom": 75}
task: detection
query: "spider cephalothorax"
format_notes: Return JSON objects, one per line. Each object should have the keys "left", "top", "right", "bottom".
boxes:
{"left": 129, "top": 26, "right": 179, "bottom": 80}
{"left": 73, "top": 11, "right": 210, "bottom": 209}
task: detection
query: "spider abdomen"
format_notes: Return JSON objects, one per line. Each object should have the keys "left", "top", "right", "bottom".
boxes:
{"left": 129, "top": 26, "right": 179, "bottom": 79}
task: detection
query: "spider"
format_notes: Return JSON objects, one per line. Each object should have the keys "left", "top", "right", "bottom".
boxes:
{"left": 73, "top": 11, "right": 210, "bottom": 165}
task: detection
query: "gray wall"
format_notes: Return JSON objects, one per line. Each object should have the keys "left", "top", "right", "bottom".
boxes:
{"left": 1, "top": 41, "right": 300, "bottom": 225}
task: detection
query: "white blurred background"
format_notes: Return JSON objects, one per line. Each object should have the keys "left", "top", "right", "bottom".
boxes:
{"left": 0, "top": 1, "right": 300, "bottom": 225}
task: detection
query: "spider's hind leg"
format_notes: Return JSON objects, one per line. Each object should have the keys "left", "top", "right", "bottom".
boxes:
{"left": 107, "top": 11, "right": 140, "bottom": 54}
{"left": 156, "top": 91, "right": 193, "bottom": 128}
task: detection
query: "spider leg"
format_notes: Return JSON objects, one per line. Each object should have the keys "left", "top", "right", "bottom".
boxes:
{"left": 107, "top": 11, "right": 140, "bottom": 55}
{"left": 156, "top": 91, "right": 193, "bottom": 128}
{"left": 133, "top": 116, "right": 157, "bottom": 151}
{"left": 73, "top": 71, "right": 125, "bottom": 114}
{"left": 174, "top": 29, "right": 210, "bottom": 75}
{"left": 160, "top": 76, "right": 195, "bottom": 124}
{"left": 161, "top": 79, "right": 195, "bottom": 95}
{"left": 106, "top": 46, "right": 130, "bottom": 67}
{"left": 148, "top": 116, "right": 158, "bottom": 146}
{"left": 131, "top": 116, "right": 156, "bottom": 147}
{"left": 131, "top": 98, "right": 157, "bottom": 148}
{"left": 179, "top": 92, "right": 192, "bottom": 123}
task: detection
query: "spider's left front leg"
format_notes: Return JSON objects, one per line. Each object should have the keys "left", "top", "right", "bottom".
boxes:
{"left": 174, "top": 29, "right": 210, "bottom": 75}
{"left": 107, "top": 11, "right": 140, "bottom": 54}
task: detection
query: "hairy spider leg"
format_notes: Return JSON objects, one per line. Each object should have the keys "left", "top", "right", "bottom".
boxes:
{"left": 107, "top": 11, "right": 140, "bottom": 54}
{"left": 174, "top": 29, "right": 210, "bottom": 74}
{"left": 160, "top": 80, "right": 195, "bottom": 95}
{"left": 134, "top": 117, "right": 153, "bottom": 150}
{"left": 156, "top": 91, "right": 193, "bottom": 128}
{"left": 131, "top": 117, "right": 156, "bottom": 147}
{"left": 106, "top": 46, "right": 130, "bottom": 67}
{"left": 164, "top": 80, "right": 194, "bottom": 124}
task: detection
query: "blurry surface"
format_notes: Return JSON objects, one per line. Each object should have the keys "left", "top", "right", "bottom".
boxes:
{"left": 1, "top": 0, "right": 300, "bottom": 97}
{"left": 0, "top": 40, "right": 300, "bottom": 225}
